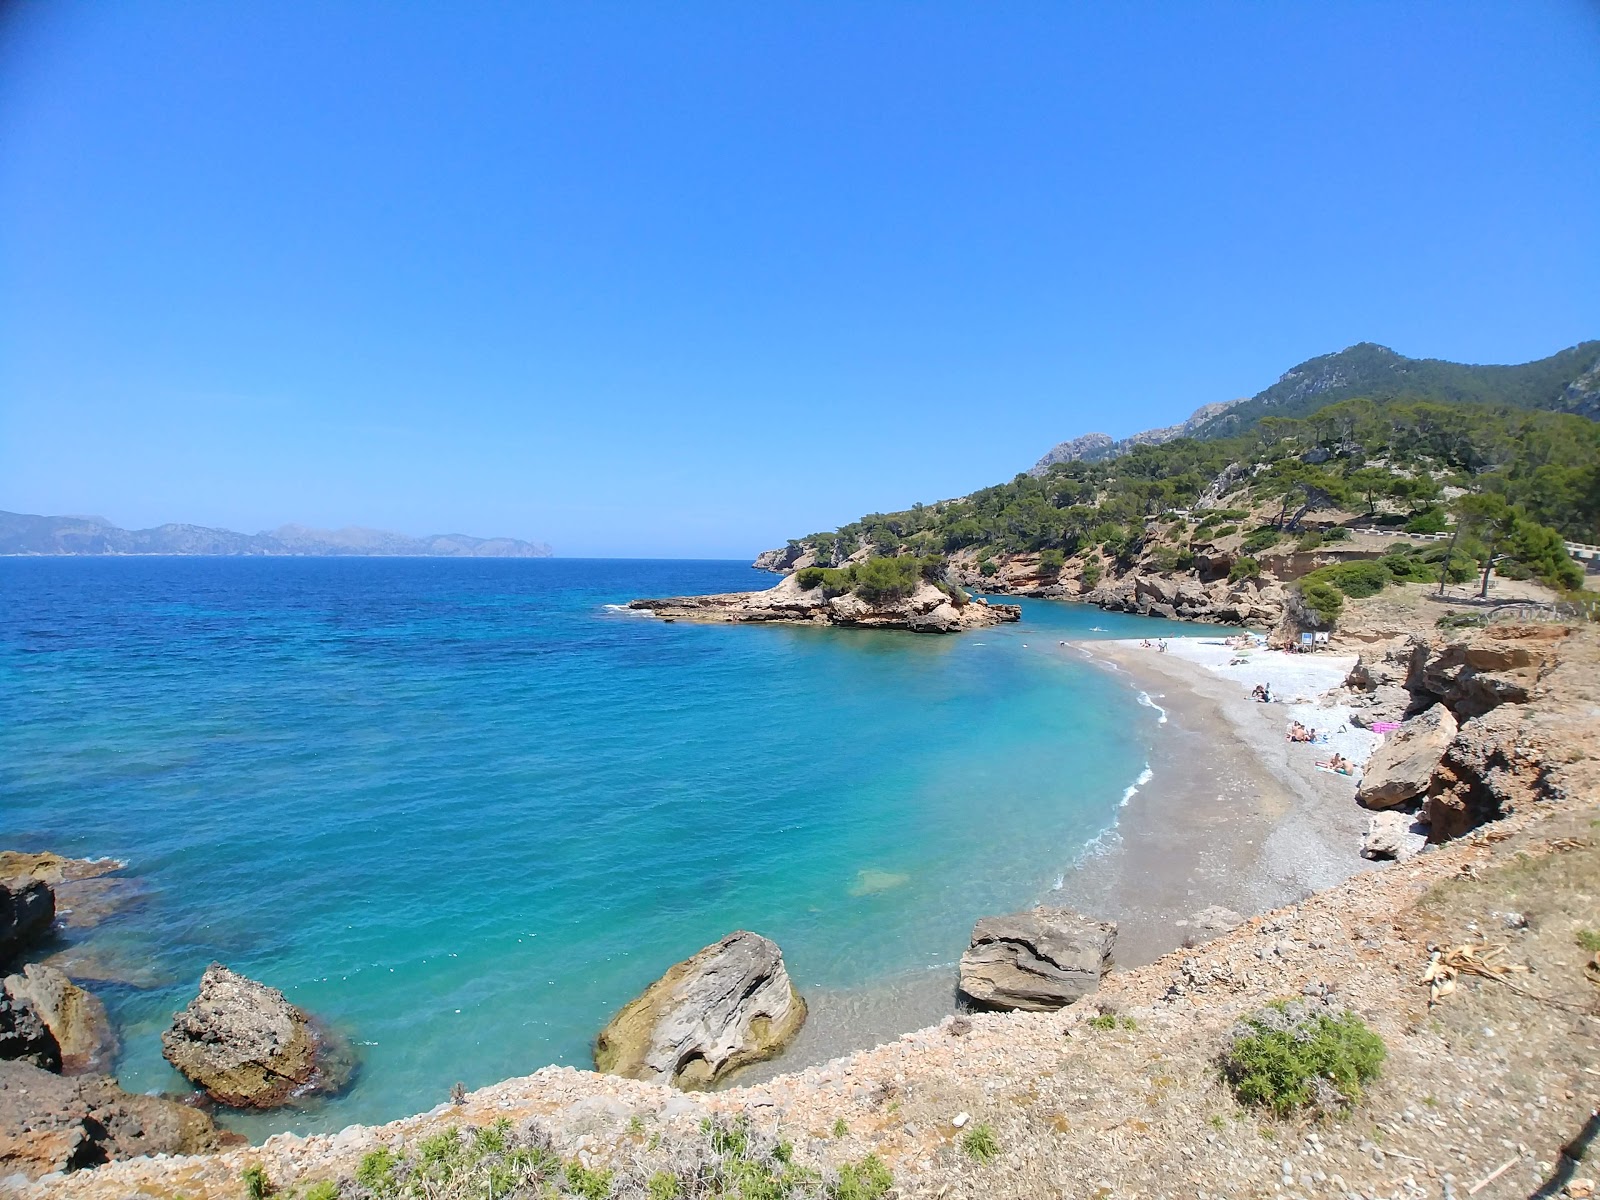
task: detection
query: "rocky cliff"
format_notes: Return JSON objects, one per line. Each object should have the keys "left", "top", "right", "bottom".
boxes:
{"left": 1028, "top": 401, "right": 1242, "bottom": 474}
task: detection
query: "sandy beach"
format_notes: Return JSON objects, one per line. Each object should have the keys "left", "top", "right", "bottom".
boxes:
{"left": 743, "top": 631, "right": 1385, "bottom": 1083}
{"left": 1057, "top": 634, "right": 1382, "bottom": 965}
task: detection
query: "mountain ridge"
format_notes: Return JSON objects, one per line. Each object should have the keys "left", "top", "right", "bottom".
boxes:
{"left": 0, "top": 511, "right": 553, "bottom": 558}
{"left": 1028, "top": 339, "right": 1600, "bottom": 472}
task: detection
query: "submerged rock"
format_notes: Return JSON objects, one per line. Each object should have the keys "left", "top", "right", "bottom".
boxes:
{"left": 0, "top": 1059, "right": 230, "bottom": 1179}
{"left": 594, "top": 931, "right": 806, "bottom": 1090}
{"left": 0, "top": 878, "right": 55, "bottom": 963}
{"left": 1356, "top": 705, "right": 1457, "bottom": 809}
{"left": 958, "top": 907, "right": 1117, "bottom": 1012}
{"left": 162, "top": 964, "right": 355, "bottom": 1109}
{"left": 3, "top": 963, "right": 118, "bottom": 1075}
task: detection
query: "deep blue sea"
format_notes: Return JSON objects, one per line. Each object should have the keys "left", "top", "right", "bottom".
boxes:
{"left": 1, "top": 557, "right": 1193, "bottom": 1135}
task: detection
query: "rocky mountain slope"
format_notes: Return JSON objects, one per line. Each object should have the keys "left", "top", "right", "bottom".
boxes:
{"left": 1027, "top": 340, "right": 1599, "bottom": 474}
{"left": 0, "top": 511, "right": 552, "bottom": 558}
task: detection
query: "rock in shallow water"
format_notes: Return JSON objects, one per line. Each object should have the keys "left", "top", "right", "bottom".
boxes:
{"left": 162, "top": 963, "right": 355, "bottom": 1109}
{"left": 594, "top": 931, "right": 806, "bottom": 1090}
{"left": 958, "top": 907, "right": 1116, "bottom": 1011}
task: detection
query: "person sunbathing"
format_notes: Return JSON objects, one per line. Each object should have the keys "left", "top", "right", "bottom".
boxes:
{"left": 1317, "top": 753, "right": 1354, "bottom": 775}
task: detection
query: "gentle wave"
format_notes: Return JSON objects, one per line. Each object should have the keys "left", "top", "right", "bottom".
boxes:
{"left": 1137, "top": 691, "right": 1168, "bottom": 724}
{"left": 1120, "top": 763, "right": 1154, "bottom": 806}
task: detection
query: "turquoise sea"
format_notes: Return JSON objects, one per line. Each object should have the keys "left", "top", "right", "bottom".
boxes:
{"left": 1, "top": 557, "right": 1195, "bottom": 1136}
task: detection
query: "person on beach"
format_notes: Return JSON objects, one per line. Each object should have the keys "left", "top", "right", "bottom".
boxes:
{"left": 1317, "top": 752, "right": 1354, "bottom": 775}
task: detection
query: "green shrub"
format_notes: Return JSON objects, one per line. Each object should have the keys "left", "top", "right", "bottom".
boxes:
{"left": 795, "top": 566, "right": 826, "bottom": 590}
{"left": 1228, "top": 556, "right": 1260, "bottom": 583}
{"left": 242, "top": 1165, "right": 272, "bottom": 1200}
{"left": 1038, "top": 548, "right": 1065, "bottom": 577}
{"left": 1149, "top": 544, "right": 1195, "bottom": 573}
{"left": 1299, "top": 580, "right": 1344, "bottom": 625}
{"left": 960, "top": 1123, "right": 999, "bottom": 1164}
{"left": 831, "top": 1117, "right": 849, "bottom": 1139}
{"left": 978, "top": 560, "right": 998, "bottom": 577}
{"left": 1086, "top": 1014, "right": 1118, "bottom": 1031}
{"left": 834, "top": 1155, "right": 893, "bottom": 1200}
{"left": 1242, "top": 527, "right": 1284, "bottom": 554}
{"left": 648, "top": 1171, "right": 682, "bottom": 1200}
{"left": 1081, "top": 558, "right": 1102, "bottom": 588}
{"left": 1577, "top": 929, "right": 1600, "bottom": 953}
{"left": 851, "top": 555, "right": 935, "bottom": 602}
{"left": 301, "top": 1183, "right": 338, "bottom": 1200}
{"left": 1221, "top": 1001, "right": 1385, "bottom": 1117}
{"left": 564, "top": 1163, "right": 612, "bottom": 1200}
{"left": 1322, "top": 560, "right": 1389, "bottom": 598}
{"left": 1324, "top": 525, "right": 1351, "bottom": 541}
{"left": 1404, "top": 507, "right": 1449, "bottom": 534}
{"left": 1294, "top": 531, "right": 1325, "bottom": 552}
{"left": 1212, "top": 524, "right": 1239, "bottom": 538}
{"left": 356, "top": 1148, "right": 396, "bottom": 1195}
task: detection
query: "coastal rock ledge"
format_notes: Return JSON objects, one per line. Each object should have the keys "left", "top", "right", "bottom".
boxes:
{"left": 162, "top": 964, "right": 354, "bottom": 1109}
{"left": 958, "top": 907, "right": 1117, "bottom": 1012}
{"left": 594, "top": 931, "right": 806, "bottom": 1090}
{"left": 628, "top": 575, "right": 1020, "bottom": 634}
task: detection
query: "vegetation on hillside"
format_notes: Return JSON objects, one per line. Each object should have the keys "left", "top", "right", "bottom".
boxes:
{"left": 786, "top": 398, "right": 1599, "bottom": 601}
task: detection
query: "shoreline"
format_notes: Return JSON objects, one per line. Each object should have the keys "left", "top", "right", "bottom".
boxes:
{"left": 741, "top": 631, "right": 1379, "bottom": 1083}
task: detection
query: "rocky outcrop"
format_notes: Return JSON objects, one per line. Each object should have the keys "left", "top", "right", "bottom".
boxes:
{"left": 1360, "top": 811, "right": 1428, "bottom": 861}
{"left": 3, "top": 964, "right": 117, "bottom": 1075}
{"left": 1408, "top": 625, "right": 1564, "bottom": 719}
{"left": 1422, "top": 706, "right": 1551, "bottom": 842}
{"left": 162, "top": 964, "right": 354, "bottom": 1109}
{"left": 1355, "top": 705, "right": 1457, "bottom": 809}
{"left": 594, "top": 931, "right": 806, "bottom": 1090}
{"left": 0, "top": 1059, "right": 230, "bottom": 1179}
{"left": 0, "top": 992, "right": 60, "bottom": 1071}
{"left": 1343, "top": 637, "right": 1430, "bottom": 727}
{"left": 0, "top": 853, "right": 137, "bottom": 933}
{"left": 1082, "top": 572, "right": 1286, "bottom": 627}
{"left": 752, "top": 545, "right": 805, "bottom": 573}
{"left": 957, "top": 908, "right": 1116, "bottom": 1012}
{"left": 629, "top": 575, "right": 1019, "bottom": 634}
{"left": 0, "top": 879, "right": 54, "bottom": 964}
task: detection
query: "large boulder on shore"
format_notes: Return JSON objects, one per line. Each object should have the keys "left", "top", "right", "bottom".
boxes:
{"left": 1356, "top": 705, "right": 1457, "bottom": 809}
{"left": 162, "top": 964, "right": 354, "bottom": 1109}
{"left": 594, "top": 931, "right": 806, "bottom": 1090}
{"left": 0, "top": 878, "right": 54, "bottom": 963}
{"left": 0, "top": 992, "right": 60, "bottom": 1072}
{"left": 958, "top": 907, "right": 1117, "bottom": 1012}
{"left": 0, "top": 1059, "right": 230, "bottom": 1179}
{"left": 3, "top": 963, "right": 118, "bottom": 1075}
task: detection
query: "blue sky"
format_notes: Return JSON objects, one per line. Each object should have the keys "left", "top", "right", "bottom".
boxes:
{"left": 2, "top": 2, "right": 1598, "bottom": 557}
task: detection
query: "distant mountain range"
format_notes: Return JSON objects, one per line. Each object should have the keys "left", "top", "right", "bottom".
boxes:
{"left": 0, "top": 512, "right": 553, "bottom": 558}
{"left": 1030, "top": 339, "right": 1600, "bottom": 473}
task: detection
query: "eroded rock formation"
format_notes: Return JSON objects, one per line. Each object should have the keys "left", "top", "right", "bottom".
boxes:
{"left": 629, "top": 575, "right": 1019, "bottom": 634}
{"left": 3, "top": 963, "right": 117, "bottom": 1075}
{"left": 957, "top": 908, "right": 1116, "bottom": 1012}
{"left": 0, "top": 1059, "right": 230, "bottom": 1179}
{"left": 594, "top": 931, "right": 806, "bottom": 1090}
{"left": 162, "top": 964, "right": 354, "bottom": 1109}
{"left": 0, "top": 879, "right": 54, "bottom": 964}
{"left": 1355, "top": 705, "right": 1458, "bottom": 809}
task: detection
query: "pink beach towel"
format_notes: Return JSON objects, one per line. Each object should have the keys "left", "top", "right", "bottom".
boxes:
{"left": 1371, "top": 721, "right": 1401, "bottom": 733}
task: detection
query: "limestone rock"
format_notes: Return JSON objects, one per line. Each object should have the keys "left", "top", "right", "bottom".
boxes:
{"left": 0, "top": 992, "right": 60, "bottom": 1071}
{"left": 162, "top": 964, "right": 355, "bottom": 1108}
{"left": 3, "top": 963, "right": 117, "bottom": 1075}
{"left": 594, "top": 931, "right": 806, "bottom": 1090}
{"left": 0, "top": 1059, "right": 229, "bottom": 1179}
{"left": 1360, "top": 811, "right": 1428, "bottom": 861}
{"left": 1356, "top": 705, "right": 1457, "bottom": 809}
{"left": 1186, "top": 906, "right": 1245, "bottom": 944}
{"left": 958, "top": 907, "right": 1116, "bottom": 1012}
{"left": 751, "top": 545, "right": 805, "bottom": 573}
{"left": 0, "top": 878, "right": 54, "bottom": 962}
{"left": 1423, "top": 706, "right": 1547, "bottom": 841}
{"left": 1410, "top": 626, "right": 1564, "bottom": 719}
{"left": 630, "top": 575, "right": 1019, "bottom": 634}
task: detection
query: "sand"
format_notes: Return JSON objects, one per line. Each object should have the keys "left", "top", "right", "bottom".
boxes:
{"left": 1058, "top": 634, "right": 1382, "bottom": 965}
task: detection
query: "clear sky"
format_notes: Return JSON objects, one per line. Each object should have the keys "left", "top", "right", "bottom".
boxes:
{"left": 2, "top": 2, "right": 1598, "bottom": 558}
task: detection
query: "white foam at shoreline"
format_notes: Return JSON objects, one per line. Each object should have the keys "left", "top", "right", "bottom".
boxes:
{"left": 1121, "top": 763, "right": 1154, "bottom": 806}
{"left": 1137, "top": 691, "right": 1167, "bottom": 724}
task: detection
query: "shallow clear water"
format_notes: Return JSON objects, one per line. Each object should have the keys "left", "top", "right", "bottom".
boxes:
{"left": 0, "top": 557, "right": 1203, "bottom": 1135}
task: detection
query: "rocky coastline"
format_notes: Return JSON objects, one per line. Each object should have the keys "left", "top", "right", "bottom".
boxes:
{"left": 12, "top": 593, "right": 1600, "bottom": 1199}
{"left": 628, "top": 574, "right": 1020, "bottom": 633}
